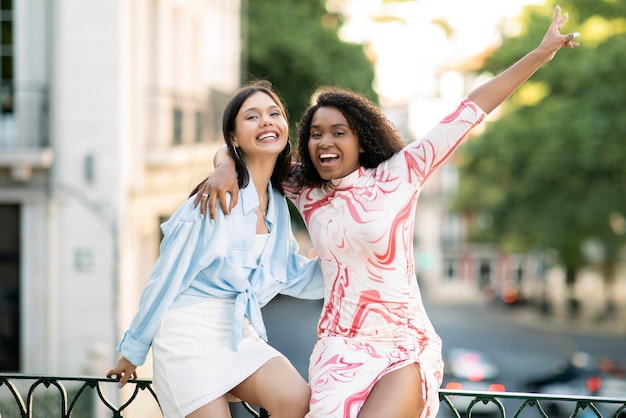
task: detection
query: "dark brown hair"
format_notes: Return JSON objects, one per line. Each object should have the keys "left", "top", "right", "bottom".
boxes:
{"left": 190, "top": 80, "right": 291, "bottom": 197}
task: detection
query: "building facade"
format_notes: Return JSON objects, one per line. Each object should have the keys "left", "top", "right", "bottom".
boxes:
{"left": 0, "top": 0, "right": 241, "bottom": 389}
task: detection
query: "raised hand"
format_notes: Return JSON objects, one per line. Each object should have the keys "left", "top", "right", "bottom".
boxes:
{"left": 467, "top": 5, "right": 579, "bottom": 115}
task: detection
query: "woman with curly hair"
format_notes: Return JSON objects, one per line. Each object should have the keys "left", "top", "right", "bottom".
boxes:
{"left": 291, "top": 87, "right": 406, "bottom": 187}
{"left": 197, "top": 7, "right": 579, "bottom": 417}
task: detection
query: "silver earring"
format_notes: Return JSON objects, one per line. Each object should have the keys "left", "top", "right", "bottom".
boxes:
{"left": 282, "top": 141, "right": 292, "bottom": 157}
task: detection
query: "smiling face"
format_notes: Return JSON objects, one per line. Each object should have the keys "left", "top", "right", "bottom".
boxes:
{"left": 307, "top": 106, "right": 363, "bottom": 180}
{"left": 231, "top": 91, "right": 289, "bottom": 162}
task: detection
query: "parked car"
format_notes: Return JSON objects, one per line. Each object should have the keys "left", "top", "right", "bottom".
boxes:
{"left": 441, "top": 348, "right": 506, "bottom": 416}
{"left": 523, "top": 353, "right": 626, "bottom": 418}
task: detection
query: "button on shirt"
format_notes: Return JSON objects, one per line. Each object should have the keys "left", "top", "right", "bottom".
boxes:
{"left": 117, "top": 180, "right": 324, "bottom": 367}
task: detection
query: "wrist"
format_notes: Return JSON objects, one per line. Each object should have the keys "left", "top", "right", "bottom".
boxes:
{"left": 527, "top": 47, "right": 553, "bottom": 65}
{"left": 213, "top": 145, "right": 235, "bottom": 168}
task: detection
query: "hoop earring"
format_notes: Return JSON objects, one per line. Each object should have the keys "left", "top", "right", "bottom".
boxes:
{"left": 281, "top": 141, "right": 292, "bottom": 158}
{"left": 232, "top": 145, "right": 243, "bottom": 161}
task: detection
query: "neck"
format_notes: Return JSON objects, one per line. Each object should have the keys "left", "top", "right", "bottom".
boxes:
{"left": 258, "top": 188, "right": 268, "bottom": 208}
{"left": 243, "top": 158, "right": 275, "bottom": 218}
{"left": 255, "top": 183, "right": 269, "bottom": 225}
{"left": 250, "top": 172, "right": 270, "bottom": 215}
{"left": 247, "top": 160, "right": 273, "bottom": 193}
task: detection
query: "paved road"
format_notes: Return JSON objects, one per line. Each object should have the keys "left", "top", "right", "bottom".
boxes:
{"left": 428, "top": 299, "right": 626, "bottom": 389}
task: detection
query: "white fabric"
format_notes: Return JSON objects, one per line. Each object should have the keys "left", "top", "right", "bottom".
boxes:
{"left": 253, "top": 233, "right": 269, "bottom": 260}
{"left": 152, "top": 298, "right": 283, "bottom": 417}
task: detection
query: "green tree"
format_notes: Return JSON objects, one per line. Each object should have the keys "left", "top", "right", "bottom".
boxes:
{"left": 243, "top": 0, "right": 377, "bottom": 132}
{"left": 453, "top": 1, "right": 626, "bottom": 315}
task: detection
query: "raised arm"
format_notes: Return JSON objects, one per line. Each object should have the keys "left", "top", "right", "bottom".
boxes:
{"left": 193, "top": 145, "right": 240, "bottom": 219}
{"left": 468, "top": 5, "right": 579, "bottom": 114}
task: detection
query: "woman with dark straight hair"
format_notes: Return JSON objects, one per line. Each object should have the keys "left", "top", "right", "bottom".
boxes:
{"left": 108, "top": 81, "right": 323, "bottom": 418}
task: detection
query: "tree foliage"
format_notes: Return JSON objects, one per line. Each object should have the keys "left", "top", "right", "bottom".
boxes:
{"left": 243, "top": 0, "right": 377, "bottom": 133}
{"left": 453, "top": 0, "right": 626, "bottom": 289}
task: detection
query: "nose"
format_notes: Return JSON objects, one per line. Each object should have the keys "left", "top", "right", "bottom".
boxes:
{"left": 318, "top": 133, "right": 332, "bottom": 147}
{"left": 260, "top": 114, "right": 273, "bottom": 126}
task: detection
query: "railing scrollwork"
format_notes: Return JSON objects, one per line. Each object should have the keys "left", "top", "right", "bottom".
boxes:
{"left": 1, "top": 374, "right": 625, "bottom": 417}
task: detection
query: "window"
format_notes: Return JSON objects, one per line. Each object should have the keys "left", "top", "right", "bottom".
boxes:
{"left": 209, "top": 89, "right": 231, "bottom": 142}
{"left": 0, "top": 0, "right": 12, "bottom": 115}
{"left": 194, "top": 110, "right": 203, "bottom": 143}
{"left": 172, "top": 107, "right": 183, "bottom": 145}
{"left": 445, "top": 259, "right": 456, "bottom": 281}
{"left": 478, "top": 260, "right": 491, "bottom": 289}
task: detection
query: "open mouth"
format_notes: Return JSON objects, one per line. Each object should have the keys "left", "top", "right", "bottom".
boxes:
{"left": 257, "top": 132, "right": 278, "bottom": 142}
{"left": 319, "top": 153, "right": 339, "bottom": 165}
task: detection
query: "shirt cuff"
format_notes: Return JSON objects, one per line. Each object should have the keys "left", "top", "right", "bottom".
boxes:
{"left": 117, "top": 331, "right": 149, "bottom": 366}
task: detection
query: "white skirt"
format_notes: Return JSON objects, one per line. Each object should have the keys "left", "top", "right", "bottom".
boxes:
{"left": 152, "top": 298, "right": 283, "bottom": 417}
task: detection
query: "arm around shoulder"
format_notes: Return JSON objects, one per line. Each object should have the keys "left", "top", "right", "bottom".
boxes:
{"left": 194, "top": 145, "right": 240, "bottom": 219}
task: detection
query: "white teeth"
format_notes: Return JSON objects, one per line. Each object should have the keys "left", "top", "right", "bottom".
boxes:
{"left": 258, "top": 133, "right": 277, "bottom": 141}
{"left": 320, "top": 153, "right": 338, "bottom": 159}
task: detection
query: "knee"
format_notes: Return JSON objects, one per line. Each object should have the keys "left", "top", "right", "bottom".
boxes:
{"left": 284, "top": 383, "right": 311, "bottom": 412}
{"left": 267, "top": 383, "right": 311, "bottom": 417}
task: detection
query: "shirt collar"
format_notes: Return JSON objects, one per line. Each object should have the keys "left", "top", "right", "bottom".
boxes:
{"left": 240, "top": 177, "right": 275, "bottom": 224}
{"left": 241, "top": 182, "right": 260, "bottom": 215}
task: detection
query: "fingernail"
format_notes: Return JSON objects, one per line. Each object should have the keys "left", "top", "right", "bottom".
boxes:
{"left": 573, "top": 32, "right": 580, "bottom": 38}
{"left": 224, "top": 215, "right": 229, "bottom": 219}
{"left": 118, "top": 383, "right": 123, "bottom": 388}
{"left": 210, "top": 218, "right": 215, "bottom": 225}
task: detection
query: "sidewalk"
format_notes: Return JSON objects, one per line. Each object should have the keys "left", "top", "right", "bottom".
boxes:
{"left": 506, "top": 303, "right": 626, "bottom": 338}
{"left": 424, "top": 281, "right": 626, "bottom": 338}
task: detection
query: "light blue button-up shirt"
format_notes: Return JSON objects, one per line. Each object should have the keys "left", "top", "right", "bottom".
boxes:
{"left": 117, "top": 180, "right": 324, "bottom": 366}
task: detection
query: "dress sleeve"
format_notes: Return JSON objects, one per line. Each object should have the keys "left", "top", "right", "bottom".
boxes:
{"left": 117, "top": 206, "right": 205, "bottom": 366}
{"left": 386, "top": 98, "right": 486, "bottom": 188}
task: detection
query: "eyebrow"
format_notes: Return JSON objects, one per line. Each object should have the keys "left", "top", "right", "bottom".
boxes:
{"left": 242, "top": 105, "right": 280, "bottom": 113}
{"left": 311, "top": 122, "right": 350, "bottom": 129}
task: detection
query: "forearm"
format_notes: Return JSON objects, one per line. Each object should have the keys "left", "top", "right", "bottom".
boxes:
{"left": 468, "top": 49, "right": 550, "bottom": 115}
{"left": 213, "top": 145, "right": 235, "bottom": 168}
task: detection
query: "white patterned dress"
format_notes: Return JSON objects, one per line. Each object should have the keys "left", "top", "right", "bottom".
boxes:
{"left": 284, "top": 98, "right": 486, "bottom": 418}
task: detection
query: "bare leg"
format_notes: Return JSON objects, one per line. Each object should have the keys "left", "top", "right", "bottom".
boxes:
{"left": 357, "top": 363, "right": 424, "bottom": 418}
{"left": 186, "top": 395, "right": 230, "bottom": 418}
{"left": 230, "top": 356, "right": 311, "bottom": 418}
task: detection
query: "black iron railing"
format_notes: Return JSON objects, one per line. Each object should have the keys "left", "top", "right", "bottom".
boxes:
{"left": 1, "top": 374, "right": 625, "bottom": 417}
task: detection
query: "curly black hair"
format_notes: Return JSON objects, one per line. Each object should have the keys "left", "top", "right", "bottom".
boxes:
{"left": 294, "top": 86, "right": 405, "bottom": 187}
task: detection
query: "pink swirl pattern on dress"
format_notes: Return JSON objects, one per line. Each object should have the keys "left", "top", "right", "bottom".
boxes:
{"left": 285, "top": 99, "right": 485, "bottom": 418}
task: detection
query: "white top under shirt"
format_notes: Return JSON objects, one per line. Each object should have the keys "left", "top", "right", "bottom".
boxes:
{"left": 254, "top": 234, "right": 269, "bottom": 261}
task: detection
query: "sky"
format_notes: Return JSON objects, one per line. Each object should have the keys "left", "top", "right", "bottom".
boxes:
{"left": 333, "top": 0, "right": 546, "bottom": 102}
